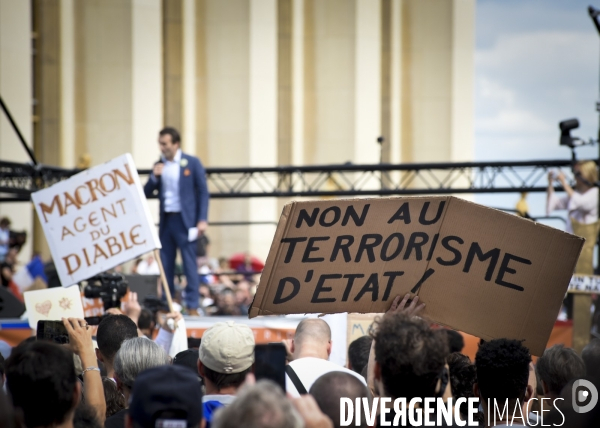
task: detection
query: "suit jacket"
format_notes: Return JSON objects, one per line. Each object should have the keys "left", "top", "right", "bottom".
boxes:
{"left": 144, "top": 152, "right": 209, "bottom": 231}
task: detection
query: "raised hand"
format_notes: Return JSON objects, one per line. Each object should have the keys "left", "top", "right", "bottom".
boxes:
{"left": 387, "top": 293, "right": 426, "bottom": 318}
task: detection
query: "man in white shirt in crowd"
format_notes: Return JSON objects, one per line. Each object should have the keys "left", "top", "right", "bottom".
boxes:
{"left": 286, "top": 318, "right": 366, "bottom": 397}
{"left": 136, "top": 255, "right": 160, "bottom": 275}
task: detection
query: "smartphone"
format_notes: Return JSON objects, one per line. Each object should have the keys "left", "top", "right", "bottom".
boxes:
{"left": 254, "top": 343, "right": 287, "bottom": 392}
{"left": 36, "top": 320, "right": 70, "bottom": 344}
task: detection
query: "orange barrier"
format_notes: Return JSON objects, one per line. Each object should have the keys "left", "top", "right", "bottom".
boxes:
{"left": 460, "top": 320, "right": 573, "bottom": 361}
{"left": 186, "top": 326, "right": 295, "bottom": 343}
{"left": 0, "top": 317, "right": 300, "bottom": 347}
{"left": 0, "top": 318, "right": 575, "bottom": 356}
{"left": 0, "top": 327, "right": 32, "bottom": 347}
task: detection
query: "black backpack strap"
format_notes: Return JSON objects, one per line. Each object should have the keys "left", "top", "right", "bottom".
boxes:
{"left": 285, "top": 364, "right": 308, "bottom": 395}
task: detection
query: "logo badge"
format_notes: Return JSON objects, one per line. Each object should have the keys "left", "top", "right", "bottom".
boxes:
{"left": 572, "top": 379, "right": 598, "bottom": 413}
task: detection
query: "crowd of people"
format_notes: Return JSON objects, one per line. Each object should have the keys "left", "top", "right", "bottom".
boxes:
{"left": 0, "top": 218, "right": 260, "bottom": 318}
{"left": 0, "top": 217, "right": 30, "bottom": 297}
{"left": 3, "top": 139, "right": 600, "bottom": 427}
{"left": 126, "top": 250, "right": 259, "bottom": 317}
{"left": 1, "top": 294, "right": 600, "bottom": 427}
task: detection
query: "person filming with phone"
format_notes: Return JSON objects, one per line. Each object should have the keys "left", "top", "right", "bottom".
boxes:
{"left": 547, "top": 160, "right": 598, "bottom": 234}
{"left": 547, "top": 160, "right": 599, "bottom": 318}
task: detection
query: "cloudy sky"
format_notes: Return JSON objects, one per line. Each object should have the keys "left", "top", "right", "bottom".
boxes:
{"left": 473, "top": 0, "right": 600, "bottom": 221}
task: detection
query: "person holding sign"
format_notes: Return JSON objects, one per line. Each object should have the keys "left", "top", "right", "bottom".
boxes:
{"left": 547, "top": 160, "right": 598, "bottom": 233}
{"left": 144, "top": 127, "right": 209, "bottom": 316}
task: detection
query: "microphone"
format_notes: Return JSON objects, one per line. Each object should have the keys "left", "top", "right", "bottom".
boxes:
{"left": 154, "top": 157, "right": 164, "bottom": 181}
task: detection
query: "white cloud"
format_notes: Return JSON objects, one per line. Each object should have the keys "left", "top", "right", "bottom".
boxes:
{"left": 477, "top": 108, "right": 551, "bottom": 135}
{"left": 475, "top": 29, "right": 598, "bottom": 160}
{"left": 477, "top": 77, "right": 516, "bottom": 106}
{"left": 473, "top": 0, "right": 600, "bottom": 213}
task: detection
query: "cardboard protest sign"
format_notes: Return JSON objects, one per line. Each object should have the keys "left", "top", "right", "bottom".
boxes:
{"left": 24, "top": 286, "right": 84, "bottom": 329}
{"left": 346, "top": 313, "right": 378, "bottom": 346}
{"left": 32, "top": 154, "right": 160, "bottom": 287}
{"left": 250, "top": 197, "right": 584, "bottom": 355}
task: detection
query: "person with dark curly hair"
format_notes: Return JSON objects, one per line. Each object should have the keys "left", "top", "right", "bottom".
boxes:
{"left": 373, "top": 313, "right": 449, "bottom": 403}
{"left": 370, "top": 296, "right": 452, "bottom": 427}
{"left": 474, "top": 339, "right": 532, "bottom": 427}
{"left": 447, "top": 353, "right": 478, "bottom": 422}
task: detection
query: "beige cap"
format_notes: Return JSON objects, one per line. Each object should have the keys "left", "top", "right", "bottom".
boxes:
{"left": 199, "top": 321, "right": 255, "bottom": 374}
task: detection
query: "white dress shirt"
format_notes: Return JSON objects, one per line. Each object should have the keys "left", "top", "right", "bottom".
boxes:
{"left": 162, "top": 149, "right": 182, "bottom": 213}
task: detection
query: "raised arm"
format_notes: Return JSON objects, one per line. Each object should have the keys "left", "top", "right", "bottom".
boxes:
{"left": 144, "top": 163, "right": 163, "bottom": 198}
{"left": 63, "top": 317, "right": 106, "bottom": 423}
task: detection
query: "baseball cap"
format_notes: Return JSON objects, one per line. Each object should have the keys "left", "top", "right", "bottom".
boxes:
{"left": 199, "top": 321, "right": 255, "bottom": 374}
{"left": 129, "top": 365, "right": 203, "bottom": 428}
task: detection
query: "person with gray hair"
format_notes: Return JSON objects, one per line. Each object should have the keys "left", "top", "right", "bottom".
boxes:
{"left": 212, "top": 380, "right": 303, "bottom": 428}
{"left": 536, "top": 344, "right": 586, "bottom": 400}
{"left": 286, "top": 318, "right": 366, "bottom": 397}
{"left": 105, "top": 337, "right": 169, "bottom": 428}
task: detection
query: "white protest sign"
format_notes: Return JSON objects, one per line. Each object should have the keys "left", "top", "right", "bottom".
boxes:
{"left": 24, "top": 286, "right": 85, "bottom": 329}
{"left": 568, "top": 275, "right": 600, "bottom": 293}
{"left": 32, "top": 154, "right": 160, "bottom": 287}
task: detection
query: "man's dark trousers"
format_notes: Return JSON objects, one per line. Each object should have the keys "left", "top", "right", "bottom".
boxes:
{"left": 160, "top": 213, "right": 199, "bottom": 310}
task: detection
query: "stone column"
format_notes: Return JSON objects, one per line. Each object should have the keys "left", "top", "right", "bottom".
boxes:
{"left": 248, "top": 0, "right": 278, "bottom": 255}
{"left": 202, "top": 0, "right": 278, "bottom": 260}
{"left": 400, "top": 0, "right": 474, "bottom": 163}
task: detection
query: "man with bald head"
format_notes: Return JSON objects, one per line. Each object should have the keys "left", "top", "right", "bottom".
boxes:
{"left": 286, "top": 318, "right": 366, "bottom": 397}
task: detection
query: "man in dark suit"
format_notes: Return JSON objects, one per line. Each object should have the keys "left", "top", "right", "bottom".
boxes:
{"left": 144, "top": 127, "right": 209, "bottom": 316}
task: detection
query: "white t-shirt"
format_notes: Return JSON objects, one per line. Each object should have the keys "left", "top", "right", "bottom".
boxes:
{"left": 285, "top": 357, "right": 367, "bottom": 397}
{"left": 136, "top": 259, "right": 160, "bottom": 275}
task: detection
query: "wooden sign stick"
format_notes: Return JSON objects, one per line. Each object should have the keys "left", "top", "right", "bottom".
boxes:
{"left": 153, "top": 249, "right": 175, "bottom": 314}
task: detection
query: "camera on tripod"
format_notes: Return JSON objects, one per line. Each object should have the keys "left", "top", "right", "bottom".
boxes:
{"left": 142, "top": 295, "right": 169, "bottom": 316}
{"left": 82, "top": 272, "right": 128, "bottom": 311}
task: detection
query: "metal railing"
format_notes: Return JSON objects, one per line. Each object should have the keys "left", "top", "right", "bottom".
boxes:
{"left": 0, "top": 159, "right": 574, "bottom": 201}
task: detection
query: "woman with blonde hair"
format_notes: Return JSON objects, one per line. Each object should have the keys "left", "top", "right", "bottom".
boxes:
{"left": 547, "top": 160, "right": 598, "bottom": 233}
